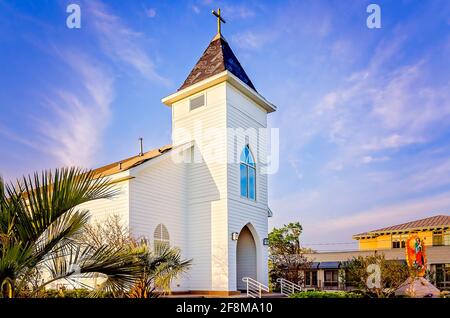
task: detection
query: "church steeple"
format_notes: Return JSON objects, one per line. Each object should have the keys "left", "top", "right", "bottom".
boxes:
{"left": 178, "top": 9, "right": 257, "bottom": 92}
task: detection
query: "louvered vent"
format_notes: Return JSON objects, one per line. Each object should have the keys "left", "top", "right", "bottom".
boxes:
{"left": 190, "top": 94, "right": 205, "bottom": 111}
{"left": 154, "top": 224, "right": 170, "bottom": 251}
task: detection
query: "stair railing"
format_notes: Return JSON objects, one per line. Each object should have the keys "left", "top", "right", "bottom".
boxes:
{"left": 242, "top": 277, "right": 269, "bottom": 298}
{"left": 276, "top": 278, "right": 302, "bottom": 296}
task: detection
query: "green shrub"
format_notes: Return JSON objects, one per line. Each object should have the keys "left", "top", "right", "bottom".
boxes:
{"left": 289, "top": 291, "right": 362, "bottom": 298}
{"left": 35, "top": 289, "right": 115, "bottom": 298}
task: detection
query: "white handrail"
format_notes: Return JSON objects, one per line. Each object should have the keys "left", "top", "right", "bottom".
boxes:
{"left": 276, "top": 278, "right": 302, "bottom": 296}
{"left": 242, "top": 277, "right": 269, "bottom": 298}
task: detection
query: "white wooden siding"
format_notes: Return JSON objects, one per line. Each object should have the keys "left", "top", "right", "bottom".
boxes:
{"left": 77, "top": 173, "right": 131, "bottom": 226}
{"left": 171, "top": 83, "right": 230, "bottom": 291}
{"left": 226, "top": 83, "right": 269, "bottom": 289}
{"left": 128, "top": 153, "right": 189, "bottom": 291}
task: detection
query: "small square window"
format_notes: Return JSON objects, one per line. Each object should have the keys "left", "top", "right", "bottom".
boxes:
{"left": 190, "top": 94, "right": 205, "bottom": 111}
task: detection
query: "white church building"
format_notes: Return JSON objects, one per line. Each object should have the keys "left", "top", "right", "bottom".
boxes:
{"left": 83, "top": 24, "right": 277, "bottom": 295}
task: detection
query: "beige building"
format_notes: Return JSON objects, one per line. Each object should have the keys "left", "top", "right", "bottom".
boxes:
{"left": 303, "top": 215, "right": 450, "bottom": 290}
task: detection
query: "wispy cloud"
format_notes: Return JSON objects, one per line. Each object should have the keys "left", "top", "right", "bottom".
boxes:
{"left": 231, "top": 30, "right": 275, "bottom": 50}
{"left": 267, "top": 1, "right": 450, "bottom": 246}
{"left": 368, "top": 156, "right": 450, "bottom": 195}
{"left": 31, "top": 52, "right": 114, "bottom": 167}
{"left": 288, "top": 157, "right": 303, "bottom": 180}
{"left": 86, "top": 0, "right": 170, "bottom": 86}
{"left": 222, "top": 4, "right": 255, "bottom": 19}
{"left": 0, "top": 51, "right": 114, "bottom": 169}
{"left": 361, "top": 134, "right": 424, "bottom": 151}
{"left": 196, "top": 1, "right": 256, "bottom": 19}
{"left": 311, "top": 191, "right": 450, "bottom": 235}
{"left": 190, "top": 5, "right": 201, "bottom": 14}
{"left": 361, "top": 155, "right": 389, "bottom": 164}
{"left": 284, "top": 40, "right": 450, "bottom": 171}
{"left": 0, "top": 0, "right": 169, "bottom": 174}
{"left": 0, "top": 124, "right": 42, "bottom": 153}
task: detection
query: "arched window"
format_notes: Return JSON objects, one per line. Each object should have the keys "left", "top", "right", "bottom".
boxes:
{"left": 240, "top": 145, "right": 256, "bottom": 200}
{"left": 153, "top": 224, "right": 170, "bottom": 251}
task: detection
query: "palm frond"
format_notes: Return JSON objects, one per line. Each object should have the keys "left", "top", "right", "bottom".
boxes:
{"left": 0, "top": 241, "right": 34, "bottom": 285}
{"left": 0, "top": 168, "right": 124, "bottom": 297}
{"left": 33, "top": 209, "right": 91, "bottom": 263}
{"left": 0, "top": 176, "right": 19, "bottom": 239}
{"left": 6, "top": 167, "right": 117, "bottom": 243}
{"left": 42, "top": 243, "right": 145, "bottom": 297}
{"left": 128, "top": 242, "right": 191, "bottom": 297}
{"left": 150, "top": 245, "right": 191, "bottom": 292}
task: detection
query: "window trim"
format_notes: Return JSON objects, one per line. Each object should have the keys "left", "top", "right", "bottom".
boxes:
{"left": 240, "top": 145, "right": 256, "bottom": 201}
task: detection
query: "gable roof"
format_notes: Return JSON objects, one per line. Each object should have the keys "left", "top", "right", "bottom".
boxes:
{"left": 92, "top": 145, "right": 172, "bottom": 178}
{"left": 353, "top": 215, "right": 450, "bottom": 238}
{"left": 178, "top": 34, "right": 256, "bottom": 92}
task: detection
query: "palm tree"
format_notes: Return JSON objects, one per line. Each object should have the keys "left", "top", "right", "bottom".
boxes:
{"left": 129, "top": 242, "right": 191, "bottom": 298}
{"left": 0, "top": 168, "right": 144, "bottom": 298}
{"left": 79, "top": 216, "right": 192, "bottom": 298}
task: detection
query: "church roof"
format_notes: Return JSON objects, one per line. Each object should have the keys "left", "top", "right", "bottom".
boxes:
{"left": 92, "top": 144, "right": 172, "bottom": 178}
{"left": 178, "top": 34, "right": 257, "bottom": 92}
{"left": 353, "top": 215, "right": 450, "bottom": 238}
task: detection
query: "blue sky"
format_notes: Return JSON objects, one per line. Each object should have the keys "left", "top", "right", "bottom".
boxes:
{"left": 0, "top": 0, "right": 449, "bottom": 250}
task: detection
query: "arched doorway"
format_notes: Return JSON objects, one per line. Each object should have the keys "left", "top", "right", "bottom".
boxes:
{"left": 236, "top": 225, "right": 257, "bottom": 290}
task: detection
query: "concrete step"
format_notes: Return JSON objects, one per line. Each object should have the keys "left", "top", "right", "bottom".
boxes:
{"left": 262, "top": 293, "right": 286, "bottom": 298}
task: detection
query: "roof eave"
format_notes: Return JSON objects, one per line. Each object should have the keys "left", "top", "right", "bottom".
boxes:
{"left": 227, "top": 72, "right": 277, "bottom": 113}
{"left": 92, "top": 169, "right": 132, "bottom": 183}
{"left": 128, "top": 141, "right": 194, "bottom": 176}
{"left": 161, "top": 70, "right": 277, "bottom": 113}
{"left": 352, "top": 224, "right": 450, "bottom": 240}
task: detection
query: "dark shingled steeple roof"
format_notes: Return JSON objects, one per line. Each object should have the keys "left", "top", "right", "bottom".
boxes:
{"left": 178, "top": 35, "right": 256, "bottom": 92}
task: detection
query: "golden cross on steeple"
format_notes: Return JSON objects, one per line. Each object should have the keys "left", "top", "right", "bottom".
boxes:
{"left": 212, "top": 8, "right": 226, "bottom": 35}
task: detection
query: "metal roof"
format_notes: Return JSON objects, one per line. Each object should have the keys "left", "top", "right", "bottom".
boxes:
{"left": 92, "top": 145, "right": 172, "bottom": 178}
{"left": 353, "top": 215, "right": 450, "bottom": 238}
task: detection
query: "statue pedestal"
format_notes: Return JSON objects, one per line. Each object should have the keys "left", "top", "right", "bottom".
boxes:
{"left": 395, "top": 277, "right": 440, "bottom": 298}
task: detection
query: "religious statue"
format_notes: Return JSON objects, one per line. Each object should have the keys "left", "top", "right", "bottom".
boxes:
{"left": 394, "top": 234, "right": 441, "bottom": 297}
{"left": 405, "top": 234, "right": 427, "bottom": 277}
